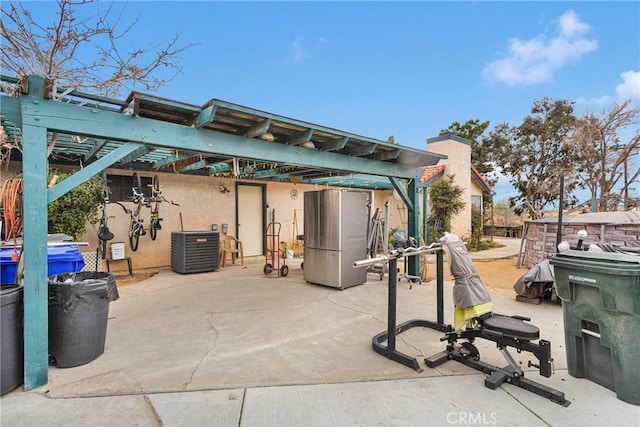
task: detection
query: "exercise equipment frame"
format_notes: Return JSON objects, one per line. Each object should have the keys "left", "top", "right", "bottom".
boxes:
{"left": 353, "top": 245, "right": 570, "bottom": 407}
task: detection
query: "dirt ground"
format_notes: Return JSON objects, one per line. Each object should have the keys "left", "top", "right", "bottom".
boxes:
{"left": 111, "top": 269, "right": 158, "bottom": 287}
{"left": 422, "top": 256, "right": 526, "bottom": 297}
{"left": 463, "top": 257, "right": 526, "bottom": 296}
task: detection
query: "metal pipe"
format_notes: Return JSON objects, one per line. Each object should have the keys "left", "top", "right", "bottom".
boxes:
{"left": 436, "top": 249, "right": 444, "bottom": 326}
{"left": 387, "top": 257, "right": 398, "bottom": 354}
{"left": 353, "top": 243, "right": 442, "bottom": 268}
{"left": 556, "top": 175, "right": 564, "bottom": 251}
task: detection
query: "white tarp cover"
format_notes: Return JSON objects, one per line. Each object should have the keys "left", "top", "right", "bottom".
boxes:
{"left": 513, "top": 259, "right": 555, "bottom": 296}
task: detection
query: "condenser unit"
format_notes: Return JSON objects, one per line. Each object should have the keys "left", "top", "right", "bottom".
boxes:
{"left": 171, "top": 231, "right": 220, "bottom": 274}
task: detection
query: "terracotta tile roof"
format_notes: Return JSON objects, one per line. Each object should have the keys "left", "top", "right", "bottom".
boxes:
{"left": 470, "top": 164, "right": 493, "bottom": 193}
{"left": 419, "top": 163, "right": 493, "bottom": 195}
{"left": 419, "top": 164, "right": 446, "bottom": 183}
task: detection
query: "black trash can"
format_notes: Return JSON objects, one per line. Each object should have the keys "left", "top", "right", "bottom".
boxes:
{"left": 48, "top": 272, "right": 118, "bottom": 368}
{"left": 1, "top": 285, "right": 24, "bottom": 395}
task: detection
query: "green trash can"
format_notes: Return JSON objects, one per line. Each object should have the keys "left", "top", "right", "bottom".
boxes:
{"left": 550, "top": 250, "right": 640, "bottom": 406}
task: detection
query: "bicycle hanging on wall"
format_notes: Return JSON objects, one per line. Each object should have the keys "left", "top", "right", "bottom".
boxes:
{"left": 126, "top": 172, "right": 180, "bottom": 251}
{"left": 148, "top": 174, "right": 179, "bottom": 241}
{"left": 127, "top": 172, "right": 147, "bottom": 251}
{"left": 98, "top": 172, "right": 130, "bottom": 259}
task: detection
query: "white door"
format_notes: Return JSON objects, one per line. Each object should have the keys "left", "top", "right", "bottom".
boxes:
{"left": 237, "top": 184, "right": 264, "bottom": 256}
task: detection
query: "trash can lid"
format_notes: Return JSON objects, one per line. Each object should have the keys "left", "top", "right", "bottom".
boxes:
{"left": 552, "top": 250, "right": 640, "bottom": 265}
{"left": 0, "top": 285, "right": 23, "bottom": 306}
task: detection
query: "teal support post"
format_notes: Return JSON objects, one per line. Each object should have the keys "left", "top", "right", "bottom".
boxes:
{"left": 21, "top": 76, "right": 49, "bottom": 389}
{"left": 422, "top": 186, "right": 428, "bottom": 245}
{"left": 407, "top": 179, "right": 420, "bottom": 277}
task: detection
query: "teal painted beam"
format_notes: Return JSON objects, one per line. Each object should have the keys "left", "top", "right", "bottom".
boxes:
{"left": 254, "top": 168, "right": 282, "bottom": 179}
{"left": 422, "top": 187, "right": 429, "bottom": 244}
{"left": 345, "top": 143, "right": 377, "bottom": 157}
{"left": 210, "top": 99, "right": 397, "bottom": 149}
{"left": 286, "top": 129, "right": 313, "bottom": 146}
{"left": 1, "top": 74, "right": 21, "bottom": 84}
{"left": 0, "top": 95, "right": 23, "bottom": 127}
{"left": 303, "top": 177, "right": 393, "bottom": 190}
{"left": 151, "top": 152, "right": 193, "bottom": 170}
{"left": 83, "top": 139, "right": 108, "bottom": 163}
{"left": 193, "top": 104, "right": 217, "bottom": 128}
{"left": 407, "top": 179, "right": 419, "bottom": 277}
{"left": 116, "top": 144, "right": 149, "bottom": 166}
{"left": 304, "top": 173, "right": 395, "bottom": 189}
{"left": 389, "top": 177, "right": 415, "bottom": 211}
{"left": 21, "top": 76, "right": 49, "bottom": 390}
{"left": 21, "top": 99, "right": 423, "bottom": 180}
{"left": 207, "top": 162, "right": 231, "bottom": 174}
{"left": 133, "top": 94, "right": 201, "bottom": 113}
{"left": 244, "top": 118, "right": 271, "bottom": 137}
{"left": 315, "top": 136, "right": 348, "bottom": 151}
{"left": 180, "top": 159, "right": 208, "bottom": 171}
{"left": 48, "top": 142, "right": 146, "bottom": 203}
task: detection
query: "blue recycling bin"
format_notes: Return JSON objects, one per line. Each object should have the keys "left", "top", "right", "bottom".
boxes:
{"left": 1, "top": 245, "right": 85, "bottom": 285}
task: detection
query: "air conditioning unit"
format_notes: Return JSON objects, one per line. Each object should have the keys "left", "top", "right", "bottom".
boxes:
{"left": 171, "top": 231, "right": 220, "bottom": 274}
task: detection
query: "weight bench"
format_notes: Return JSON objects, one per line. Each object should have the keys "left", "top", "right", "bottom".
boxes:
{"left": 354, "top": 238, "right": 570, "bottom": 408}
{"left": 425, "top": 313, "right": 570, "bottom": 406}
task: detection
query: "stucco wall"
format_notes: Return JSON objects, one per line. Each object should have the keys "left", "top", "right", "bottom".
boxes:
{"left": 427, "top": 135, "right": 472, "bottom": 237}
{"left": 2, "top": 163, "right": 399, "bottom": 273}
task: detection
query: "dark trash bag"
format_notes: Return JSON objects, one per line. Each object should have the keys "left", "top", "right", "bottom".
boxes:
{"left": 48, "top": 271, "right": 118, "bottom": 368}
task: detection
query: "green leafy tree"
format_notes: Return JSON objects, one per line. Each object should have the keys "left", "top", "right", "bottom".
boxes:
{"left": 469, "top": 208, "right": 484, "bottom": 250}
{"left": 47, "top": 169, "right": 107, "bottom": 240}
{"left": 427, "top": 174, "right": 465, "bottom": 242}
{"left": 485, "top": 98, "right": 578, "bottom": 219}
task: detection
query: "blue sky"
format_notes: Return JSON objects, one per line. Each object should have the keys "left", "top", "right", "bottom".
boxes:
{"left": 22, "top": 1, "right": 640, "bottom": 199}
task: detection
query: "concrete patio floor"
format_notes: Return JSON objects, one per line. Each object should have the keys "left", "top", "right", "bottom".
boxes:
{"left": 1, "top": 240, "right": 639, "bottom": 426}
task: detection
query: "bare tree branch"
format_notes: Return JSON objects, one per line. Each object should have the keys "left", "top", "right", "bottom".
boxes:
{"left": 572, "top": 100, "right": 640, "bottom": 210}
{"left": 1, "top": 0, "right": 197, "bottom": 100}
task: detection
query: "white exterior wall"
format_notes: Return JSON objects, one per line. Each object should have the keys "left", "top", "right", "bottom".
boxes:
{"left": 2, "top": 163, "right": 391, "bottom": 271}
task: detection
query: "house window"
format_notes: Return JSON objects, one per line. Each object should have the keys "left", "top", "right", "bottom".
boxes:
{"left": 105, "top": 174, "right": 152, "bottom": 201}
{"left": 471, "top": 195, "right": 482, "bottom": 212}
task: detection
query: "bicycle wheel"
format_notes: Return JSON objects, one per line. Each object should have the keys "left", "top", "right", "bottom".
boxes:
{"left": 150, "top": 219, "right": 157, "bottom": 240}
{"left": 129, "top": 220, "right": 140, "bottom": 251}
{"left": 130, "top": 231, "right": 139, "bottom": 251}
{"left": 152, "top": 174, "right": 160, "bottom": 197}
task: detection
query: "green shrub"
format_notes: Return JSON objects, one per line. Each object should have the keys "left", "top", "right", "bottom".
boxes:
{"left": 47, "top": 169, "right": 108, "bottom": 240}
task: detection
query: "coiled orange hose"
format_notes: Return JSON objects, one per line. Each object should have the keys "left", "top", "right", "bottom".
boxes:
{"left": 1, "top": 178, "right": 24, "bottom": 260}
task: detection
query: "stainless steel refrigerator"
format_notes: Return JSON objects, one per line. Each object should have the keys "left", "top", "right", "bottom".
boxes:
{"left": 303, "top": 189, "right": 369, "bottom": 289}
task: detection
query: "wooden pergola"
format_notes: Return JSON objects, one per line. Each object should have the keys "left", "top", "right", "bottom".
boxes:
{"left": 1, "top": 75, "right": 446, "bottom": 388}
